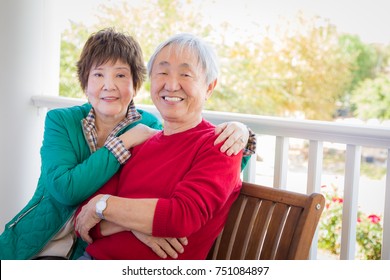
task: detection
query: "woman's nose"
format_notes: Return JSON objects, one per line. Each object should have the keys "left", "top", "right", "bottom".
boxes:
{"left": 103, "top": 77, "right": 116, "bottom": 91}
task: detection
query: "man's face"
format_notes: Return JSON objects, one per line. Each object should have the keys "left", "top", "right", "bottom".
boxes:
{"left": 150, "top": 45, "right": 215, "bottom": 126}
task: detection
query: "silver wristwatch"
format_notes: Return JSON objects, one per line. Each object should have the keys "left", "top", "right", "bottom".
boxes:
{"left": 96, "top": 194, "right": 111, "bottom": 220}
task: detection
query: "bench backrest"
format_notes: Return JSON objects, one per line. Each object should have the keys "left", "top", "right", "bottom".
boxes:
{"left": 207, "top": 182, "right": 325, "bottom": 260}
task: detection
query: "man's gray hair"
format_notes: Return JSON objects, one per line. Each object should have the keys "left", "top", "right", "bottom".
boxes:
{"left": 147, "top": 33, "right": 219, "bottom": 84}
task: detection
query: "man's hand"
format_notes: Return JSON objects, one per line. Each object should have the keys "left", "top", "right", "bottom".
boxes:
{"left": 132, "top": 230, "right": 188, "bottom": 259}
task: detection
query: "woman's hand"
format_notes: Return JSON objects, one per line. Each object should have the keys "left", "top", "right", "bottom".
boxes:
{"left": 132, "top": 230, "right": 188, "bottom": 259}
{"left": 119, "top": 124, "right": 159, "bottom": 149}
{"left": 214, "top": 121, "right": 249, "bottom": 156}
{"left": 75, "top": 195, "right": 103, "bottom": 244}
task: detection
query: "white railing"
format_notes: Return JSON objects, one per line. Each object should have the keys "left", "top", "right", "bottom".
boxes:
{"left": 31, "top": 95, "right": 390, "bottom": 260}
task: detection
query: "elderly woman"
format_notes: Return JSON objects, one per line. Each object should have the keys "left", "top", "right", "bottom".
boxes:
{"left": 75, "top": 33, "right": 249, "bottom": 260}
{"left": 0, "top": 29, "right": 254, "bottom": 260}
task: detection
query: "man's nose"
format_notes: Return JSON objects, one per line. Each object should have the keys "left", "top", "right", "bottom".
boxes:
{"left": 164, "top": 76, "right": 181, "bottom": 92}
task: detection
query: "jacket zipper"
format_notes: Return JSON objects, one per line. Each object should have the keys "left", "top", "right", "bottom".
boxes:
{"left": 31, "top": 210, "right": 76, "bottom": 259}
{"left": 8, "top": 196, "right": 44, "bottom": 228}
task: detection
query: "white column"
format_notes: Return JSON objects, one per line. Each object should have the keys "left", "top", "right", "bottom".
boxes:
{"left": 0, "top": 0, "right": 61, "bottom": 232}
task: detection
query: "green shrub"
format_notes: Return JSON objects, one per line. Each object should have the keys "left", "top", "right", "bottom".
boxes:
{"left": 318, "top": 184, "right": 383, "bottom": 259}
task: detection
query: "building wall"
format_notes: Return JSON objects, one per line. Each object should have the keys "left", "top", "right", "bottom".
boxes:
{"left": 0, "top": 0, "right": 60, "bottom": 232}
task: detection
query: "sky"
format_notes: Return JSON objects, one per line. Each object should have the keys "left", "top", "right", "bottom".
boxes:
{"left": 59, "top": 0, "right": 390, "bottom": 45}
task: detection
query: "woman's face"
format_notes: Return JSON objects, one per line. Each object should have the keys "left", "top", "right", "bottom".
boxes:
{"left": 150, "top": 45, "right": 216, "bottom": 127}
{"left": 86, "top": 60, "right": 135, "bottom": 122}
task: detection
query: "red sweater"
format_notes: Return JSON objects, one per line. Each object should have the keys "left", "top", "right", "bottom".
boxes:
{"left": 79, "top": 119, "right": 243, "bottom": 259}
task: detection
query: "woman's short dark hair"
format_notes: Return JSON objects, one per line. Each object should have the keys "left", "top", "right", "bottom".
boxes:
{"left": 77, "top": 28, "right": 146, "bottom": 92}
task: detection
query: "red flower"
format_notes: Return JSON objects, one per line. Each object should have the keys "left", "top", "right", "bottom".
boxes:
{"left": 332, "top": 197, "right": 343, "bottom": 203}
{"left": 368, "top": 214, "right": 381, "bottom": 224}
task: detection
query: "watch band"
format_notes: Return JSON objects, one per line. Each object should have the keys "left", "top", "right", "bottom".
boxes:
{"left": 96, "top": 194, "right": 111, "bottom": 220}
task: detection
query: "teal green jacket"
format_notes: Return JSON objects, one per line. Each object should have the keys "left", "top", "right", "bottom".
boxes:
{"left": 0, "top": 103, "right": 250, "bottom": 260}
{"left": 0, "top": 103, "right": 162, "bottom": 260}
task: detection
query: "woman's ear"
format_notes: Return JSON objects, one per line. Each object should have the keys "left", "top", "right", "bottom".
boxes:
{"left": 133, "top": 87, "right": 138, "bottom": 98}
{"left": 84, "top": 89, "right": 90, "bottom": 103}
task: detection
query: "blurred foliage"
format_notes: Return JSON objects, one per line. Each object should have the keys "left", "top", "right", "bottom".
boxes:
{"left": 60, "top": 22, "right": 91, "bottom": 98}
{"left": 338, "top": 35, "right": 390, "bottom": 120}
{"left": 351, "top": 74, "right": 390, "bottom": 120}
{"left": 59, "top": 0, "right": 390, "bottom": 121}
{"left": 319, "top": 184, "right": 383, "bottom": 260}
{"left": 338, "top": 34, "right": 379, "bottom": 91}
{"left": 214, "top": 15, "right": 352, "bottom": 120}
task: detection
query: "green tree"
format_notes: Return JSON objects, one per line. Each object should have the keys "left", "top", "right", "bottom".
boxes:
{"left": 338, "top": 34, "right": 379, "bottom": 91}
{"left": 351, "top": 74, "right": 390, "bottom": 120}
{"left": 59, "top": 1, "right": 389, "bottom": 121}
{"left": 344, "top": 41, "right": 390, "bottom": 121}
{"left": 95, "top": 0, "right": 211, "bottom": 56}
{"left": 337, "top": 34, "right": 381, "bottom": 116}
{"left": 60, "top": 22, "right": 92, "bottom": 98}
{"left": 211, "top": 15, "right": 353, "bottom": 120}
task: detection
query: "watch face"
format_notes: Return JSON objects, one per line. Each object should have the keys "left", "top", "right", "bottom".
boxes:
{"left": 96, "top": 200, "right": 106, "bottom": 211}
{"left": 96, "top": 195, "right": 110, "bottom": 219}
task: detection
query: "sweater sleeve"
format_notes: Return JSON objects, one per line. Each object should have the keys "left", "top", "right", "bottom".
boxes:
{"left": 41, "top": 108, "right": 162, "bottom": 207}
{"left": 152, "top": 139, "right": 243, "bottom": 238}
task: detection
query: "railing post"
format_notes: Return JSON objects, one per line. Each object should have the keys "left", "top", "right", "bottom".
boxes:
{"left": 306, "top": 140, "right": 324, "bottom": 194}
{"left": 307, "top": 140, "right": 324, "bottom": 259}
{"left": 381, "top": 149, "right": 390, "bottom": 260}
{"left": 274, "top": 136, "right": 289, "bottom": 189}
{"left": 243, "top": 155, "right": 257, "bottom": 183}
{"left": 340, "top": 145, "right": 361, "bottom": 259}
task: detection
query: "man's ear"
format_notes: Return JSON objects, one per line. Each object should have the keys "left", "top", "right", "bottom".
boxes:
{"left": 206, "top": 79, "right": 218, "bottom": 99}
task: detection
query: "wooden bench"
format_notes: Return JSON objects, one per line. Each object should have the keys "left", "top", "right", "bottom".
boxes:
{"left": 207, "top": 181, "right": 325, "bottom": 260}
